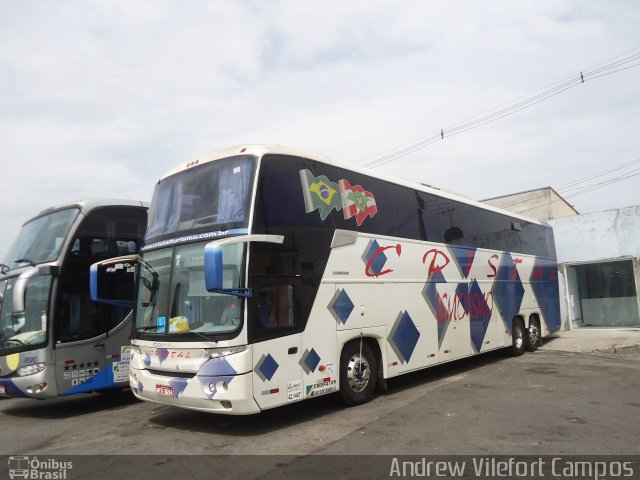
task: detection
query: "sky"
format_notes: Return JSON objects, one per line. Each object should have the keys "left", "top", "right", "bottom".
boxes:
{"left": 1, "top": 1, "right": 639, "bottom": 260}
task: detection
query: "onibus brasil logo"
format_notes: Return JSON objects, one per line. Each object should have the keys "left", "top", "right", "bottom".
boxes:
{"left": 7, "top": 456, "right": 72, "bottom": 479}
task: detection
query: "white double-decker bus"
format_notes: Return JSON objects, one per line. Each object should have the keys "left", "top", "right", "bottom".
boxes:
{"left": 93, "top": 145, "right": 561, "bottom": 414}
{"left": 0, "top": 199, "right": 147, "bottom": 399}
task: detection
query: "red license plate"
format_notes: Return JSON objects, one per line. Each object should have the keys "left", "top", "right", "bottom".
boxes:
{"left": 0, "top": 385, "right": 5, "bottom": 395}
{"left": 155, "top": 384, "right": 174, "bottom": 397}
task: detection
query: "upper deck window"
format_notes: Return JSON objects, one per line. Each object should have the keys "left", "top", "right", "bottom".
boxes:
{"left": 3, "top": 208, "right": 79, "bottom": 269}
{"left": 146, "top": 155, "right": 256, "bottom": 244}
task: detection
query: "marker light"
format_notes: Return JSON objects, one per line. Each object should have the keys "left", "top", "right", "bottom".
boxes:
{"left": 206, "top": 346, "right": 246, "bottom": 358}
{"left": 26, "top": 383, "right": 48, "bottom": 394}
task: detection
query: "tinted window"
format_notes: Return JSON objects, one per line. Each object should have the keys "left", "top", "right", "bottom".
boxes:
{"left": 146, "top": 155, "right": 256, "bottom": 243}
{"left": 57, "top": 206, "right": 147, "bottom": 342}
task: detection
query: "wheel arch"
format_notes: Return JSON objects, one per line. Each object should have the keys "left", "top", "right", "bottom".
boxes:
{"left": 336, "top": 327, "right": 387, "bottom": 384}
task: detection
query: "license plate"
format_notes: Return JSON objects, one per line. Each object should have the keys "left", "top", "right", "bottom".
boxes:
{"left": 0, "top": 385, "right": 5, "bottom": 395}
{"left": 155, "top": 384, "right": 174, "bottom": 397}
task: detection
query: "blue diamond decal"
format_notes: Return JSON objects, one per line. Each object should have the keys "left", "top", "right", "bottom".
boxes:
{"left": 492, "top": 253, "right": 525, "bottom": 333}
{"left": 422, "top": 272, "right": 449, "bottom": 348}
{"left": 455, "top": 282, "right": 470, "bottom": 316}
{"left": 530, "top": 257, "right": 561, "bottom": 333}
{"left": 329, "top": 289, "right": 354, "bottom": 324}
{"left": 198, "top": 356, "right": 238, "bottom": 376}
{"left": 257, "top": 354, "right": 279, "bottom": 382}
{"left": 303, "top": 348, "right": 321, "bottom": 374}
{"left": 168, "top": 378, "right": 189, "bottom": 398}
{"left": 469, "top": 280, "right": 491, "bottom": 353}
{"left": 449, "top": 245, "right": 477, "bottom": 279}
{"left": 362, "top": 240, "right": 387, "bottom": 276}
{"left": 389, "top": 311, "right": 420, "bottom": 364}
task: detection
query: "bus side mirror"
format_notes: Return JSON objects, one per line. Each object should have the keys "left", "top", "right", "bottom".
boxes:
{"left": 204, "top": 245, "right": 224, "bottom": 292}
{"left": 90, "top": 255, "right": 139, "bottom": 307}
{"left": 12, "top": 267, "right": 41, "bottom": 314}
{"left": 203, "top": 234, "right": 284, "bottom": 297}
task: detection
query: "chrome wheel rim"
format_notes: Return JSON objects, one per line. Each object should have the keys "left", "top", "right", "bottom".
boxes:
{"left": 346, "top": 353, "right": 370, "bottom": 393}
{"left": 514, "top": 323, "right": 524, "bottom": 349}
{"left": 529, "top": 323, "right": 540, "bottom": 345}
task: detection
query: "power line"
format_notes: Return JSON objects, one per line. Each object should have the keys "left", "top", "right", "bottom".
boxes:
{"left": 486, "top": 159, "right": 640, "bottom": 214}
{"left": 556, "top": 158, "right": 640, "bottom": 190}
{"left": 360, "top": 48, "right": 640, "bottom": 168}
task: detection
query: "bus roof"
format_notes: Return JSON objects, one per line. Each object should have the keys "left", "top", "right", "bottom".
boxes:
{"left": 160, "top": 144, "right": 546, "bottom": 227}
{"left": 27, "top": 198, "right": 149, "bottom": 226}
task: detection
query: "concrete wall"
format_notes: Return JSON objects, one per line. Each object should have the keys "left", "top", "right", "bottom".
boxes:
{"left": 548, "top": 205, "right": 640, "bottom": 263}
{"left": 550, "top": 205, "right": 640, "bottom": 330}
{"left": 483, "top": 187, "right": 578, "bottom": 222}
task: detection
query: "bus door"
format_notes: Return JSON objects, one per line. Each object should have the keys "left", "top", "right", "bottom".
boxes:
{"left": 53, "top": 206, "right": 144, "bottom": 395}
{"left": 250, "top": 276, "right": 303, "bottom": 409}
{"left": 54, "top": 252, "right": 135, "bottom": 396}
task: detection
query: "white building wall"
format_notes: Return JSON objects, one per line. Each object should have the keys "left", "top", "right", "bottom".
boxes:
{"left": 549, "top": 205, "right": 640, "bottom": 329}
{"left": 549, "top": 205, "right": 640, "bottom": 262}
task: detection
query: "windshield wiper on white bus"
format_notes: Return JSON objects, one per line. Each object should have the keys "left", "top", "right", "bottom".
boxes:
{"left": 14, "top": 258, "right": 37, "bottom": 267}
{"left": 135, "top": 325, "right": 161, "bottom": 333}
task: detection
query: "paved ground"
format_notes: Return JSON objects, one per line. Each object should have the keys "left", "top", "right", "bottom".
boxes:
{"left": 1, "top": 329, "right": 639, "bottom": 479}
{"left": 541, "top": 327, "right": 640, "bottom": 353}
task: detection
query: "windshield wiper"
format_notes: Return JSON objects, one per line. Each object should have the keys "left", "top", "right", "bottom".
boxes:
{"left": 135, "top": 325, "right": 161, "bottom": 333}
{"left": 0, "top": 263, "right": 9, "bottom": 274}
{"left": 14, "top": 258, "right": 37, "bottom": 267}
{"left": 187, "top": 329, "right": 215, "bottom": 342}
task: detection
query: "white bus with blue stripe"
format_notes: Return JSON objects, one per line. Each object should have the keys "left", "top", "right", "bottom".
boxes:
{"left": 0, "top": 199, "right": 147, "bottom": 399}
{"left": 92, "top": 145, "right": 560, "bottom": 414}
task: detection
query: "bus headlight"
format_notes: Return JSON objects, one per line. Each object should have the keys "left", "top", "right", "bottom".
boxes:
{"left": 206, "top": 346, "right": 246, "bottom": 358}
{"left": 17, "top": 362, "right": 47, "bottom": 377}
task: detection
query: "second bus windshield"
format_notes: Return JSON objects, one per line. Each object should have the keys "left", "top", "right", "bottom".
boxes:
{"left": 135, "top": 241, "right": 246, "bottom": 337}
{"left": 145, "top": 155, "right": 256, "bottom": 245}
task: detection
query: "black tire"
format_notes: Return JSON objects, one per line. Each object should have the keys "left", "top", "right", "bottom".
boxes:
{"left": 339, "top": 339, "right": 378, "bottom": 406}
{"left": 525, "top": 318, "right": 541, "bottom": 352}
{"left": 509, "top": 318, "right": 526, "bottom": 357}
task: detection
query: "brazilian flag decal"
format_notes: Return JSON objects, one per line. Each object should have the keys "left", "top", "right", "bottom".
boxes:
{"left": 299, "top": 169, "right": 343, "bottom": 220}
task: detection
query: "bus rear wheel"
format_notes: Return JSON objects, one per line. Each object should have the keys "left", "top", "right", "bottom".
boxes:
{"left": 339, "top": 340, "right": 378, "bottom": 406}
{"left": 525, "top": 318, "right": 541, "bottom": 352}
{"left": 509, "top": 318, "right": 526, "bottom": 357}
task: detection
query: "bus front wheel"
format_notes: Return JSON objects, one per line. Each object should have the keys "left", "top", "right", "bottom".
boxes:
{"left": 339, "top": 340, "right": 378, "bottom": 406}
{"left": 509, "top": 318, "right": 526, "bottom": 357}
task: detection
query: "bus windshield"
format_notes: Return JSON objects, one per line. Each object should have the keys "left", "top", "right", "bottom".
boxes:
{"left": 134, "top": 241, "right": 245, "bottom": 338}
{"left": 0, "top": 275, "right": 51, "bottom": 352}
{"left": 3, "top": 208, "right": 79, "bottom": 270}
{"left": 145, "top": 155, "right": 256, "bottom": 245}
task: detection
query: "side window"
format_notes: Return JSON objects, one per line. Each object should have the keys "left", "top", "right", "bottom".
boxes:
{"left": 392, "top": 187, "right": 423, "bottom": 240}
{"left": 438, "top": 198, "right": 477, "bottom": 247}
{"left": 256, "top": 284, "right": 295, "bottom": 329}
{"left": 253, "top": 155, "right": 329, "bottom": 230}
{"left": 322, "top": 164, "right": 395, "bottom": 237}
{"left": 474, "top": 209, "right": 512, "bottom": 251}
{"left": 250, "top": 278, "right": 299, "bottom": 341}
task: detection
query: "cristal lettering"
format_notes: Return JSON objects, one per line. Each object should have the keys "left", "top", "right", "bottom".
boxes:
{"left": 365, "top": 244, "right": 401, "bottom": 277}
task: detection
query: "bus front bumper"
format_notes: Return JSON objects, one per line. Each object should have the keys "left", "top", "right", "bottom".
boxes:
{"left": 130, "top": 367, "right": 261, "bottom": 414}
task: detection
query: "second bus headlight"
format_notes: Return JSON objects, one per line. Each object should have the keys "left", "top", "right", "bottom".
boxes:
{"left": 206, "top": 346, "right": 246, "bottom": 358}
